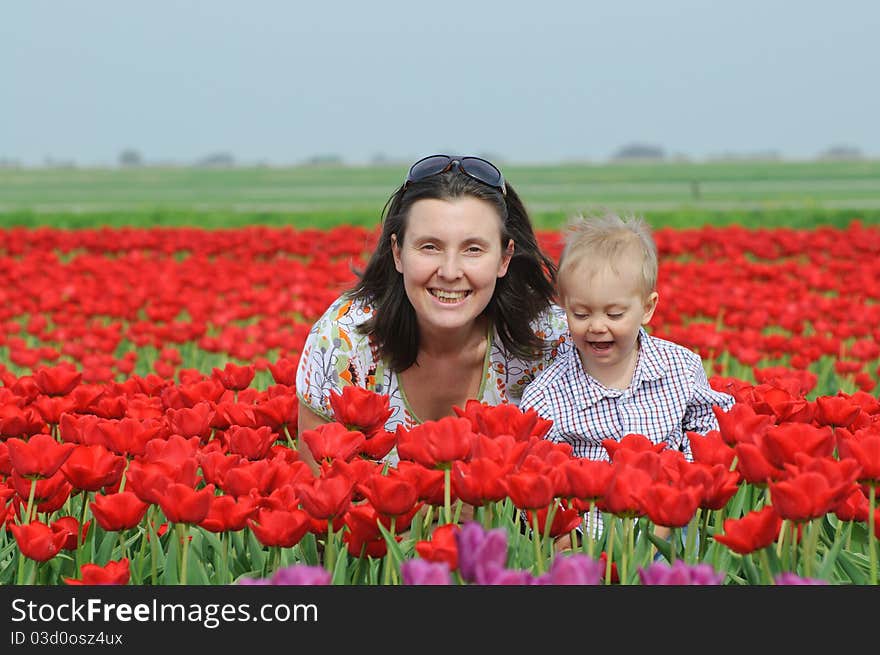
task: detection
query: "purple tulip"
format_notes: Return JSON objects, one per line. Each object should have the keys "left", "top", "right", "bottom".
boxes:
{"left": 535, "top": 554, "right": 604, "bottom": 585}
{"left": 774, "top": 572, "right": 829, "bottom": 585}
{"left": 638, "top": 560, "right": 723, "bottom": 585}
{"left": 269, "top": 564, "right": 332, "bottom": 585}
{"left": 473, "top": 564, "right": 536, "bottom": 585}
{"left": 400, "top": 559, "right": 452, "bottom": 585}
{"left": 237, "top": 577, "right": 271, "bottom": 585}
{"left": 455, "top": 521, "right": 509, "bottom": 583}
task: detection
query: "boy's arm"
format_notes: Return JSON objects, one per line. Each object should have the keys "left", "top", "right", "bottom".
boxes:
{"left": 682, "top": 359, "right": 736, "bottom": 440}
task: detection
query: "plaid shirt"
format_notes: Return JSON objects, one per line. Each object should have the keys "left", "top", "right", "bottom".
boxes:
{"left": 520, "top": 328, "right": 735, "bottom": 462}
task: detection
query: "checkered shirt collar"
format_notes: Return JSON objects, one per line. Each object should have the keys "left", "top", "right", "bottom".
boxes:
{"left": 566, "top": 328, "right": 667, "bottom": 409}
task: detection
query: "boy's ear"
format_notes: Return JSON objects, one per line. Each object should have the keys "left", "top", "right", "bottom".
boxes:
{"left": 642, "top": 291, "right": 659, "bottom": 325}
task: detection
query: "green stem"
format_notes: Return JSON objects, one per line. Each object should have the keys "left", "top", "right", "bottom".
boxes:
{"left": 77, "top": 490, "right": 91, "bottom": 570}
{"left": 24, "top": 476, "right": 38, "bottom": 524}
{"left": 149, "top": 508, "right": 159, "bottom": 584}
{"left": 383, "top": 517, "right": 397, "bottom": 585}
{"left": 531, "top": 513, "right": 545, "bottom": 575}
{"left": 443, "top": 468, "right": 452, "bottom": 525}
{"left": 624, "top": 517, "right": 635, "bottom": 584}
{"left": 221, "top": 532, "right": 230, "bottom": 585}
{"left": 869, "top": 484, "right": 877, "bottom": 586}
{"left": 585, "top": 502, "right": 596, "bottom": 559}
{"left": 699, "top": 509, "right": 711, "bottom": 560}
{"left": 685, "top": 509, "right": 701, "bottom": 564}
{"left": 758, "top": 548, "right": 774, "bottom": 584}
{"left": 325, "top": 519, "right": 336, "bottom": 575}
{"left": 178, "top": 524, "right": 190, "bottom": 585}
{"left": 804, "top": 518, "right": 821, "bottom": 579}
{"left": 604, "top": 519, "right": 616, "bottom": 585}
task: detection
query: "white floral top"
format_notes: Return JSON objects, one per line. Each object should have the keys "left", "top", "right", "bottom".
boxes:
{"left": 296, "top": 293, "right": 570, "bottom": 434}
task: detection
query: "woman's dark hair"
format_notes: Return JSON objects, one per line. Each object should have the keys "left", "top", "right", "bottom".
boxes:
{"left": 349, "top": 169, "right": 558, "bottom": 372}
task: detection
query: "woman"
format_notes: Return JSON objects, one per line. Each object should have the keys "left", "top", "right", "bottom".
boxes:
{"left": 295, "top": 154, "right": 570, "bottom": 466}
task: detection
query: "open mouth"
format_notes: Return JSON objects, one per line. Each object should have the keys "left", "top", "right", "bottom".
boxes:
{"left": 588, "top": 340, "right": 614, "bottom": 352}
{"left": 429, "top": 289, "right": 472, "bottom": 304}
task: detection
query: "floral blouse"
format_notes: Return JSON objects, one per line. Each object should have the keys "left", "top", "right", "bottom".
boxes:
{"left": 295, "top": 293, "right": 570, "bottom": 434}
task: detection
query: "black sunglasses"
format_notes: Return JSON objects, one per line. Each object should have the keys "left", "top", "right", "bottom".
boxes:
{"left": 404, "top": 154, "right": 507, "bottom": 195}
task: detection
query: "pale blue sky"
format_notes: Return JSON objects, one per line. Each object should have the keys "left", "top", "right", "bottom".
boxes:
{"left": 3, "top": 1, "right": 879, "bottom": 166}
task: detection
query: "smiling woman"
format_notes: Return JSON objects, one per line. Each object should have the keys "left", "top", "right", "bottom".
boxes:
{"left": 294, "top": 154, "right": 571, "bottom": 470}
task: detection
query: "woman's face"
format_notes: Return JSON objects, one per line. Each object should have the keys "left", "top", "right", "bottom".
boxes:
{"left": 391, "top": 196, "right": 513, "bottom": 337}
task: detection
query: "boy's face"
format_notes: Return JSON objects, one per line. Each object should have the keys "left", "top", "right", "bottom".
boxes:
{"left": 560, "top": 259, "right": 658, "bottom": 386}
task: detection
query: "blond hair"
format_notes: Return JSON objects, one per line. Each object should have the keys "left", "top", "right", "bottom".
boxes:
{"left": 557, "top": 210, "right": 658, "bottom": 297}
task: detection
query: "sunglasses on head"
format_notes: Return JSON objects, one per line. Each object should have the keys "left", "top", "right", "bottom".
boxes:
{"left": 404, "top": 154, "right": 507, "bottom": 195}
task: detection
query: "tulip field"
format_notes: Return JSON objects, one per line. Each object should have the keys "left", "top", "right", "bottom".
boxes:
{"left": 2, "top": 216, "right": 880, "bottom": 586}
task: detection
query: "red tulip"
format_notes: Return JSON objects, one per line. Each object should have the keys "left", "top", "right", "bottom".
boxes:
{"left": 50, "top": 516, "right": 90, "bottom": 551}
{"left": 714, "top": 506, "right": 782, "bottom": 554}
{"left": 687, "top": 430, "right": 736, "bottom": 470}
{"left": 599, "top": 466, "right": 652, "bottom": 518}
{"left": 198, "top": 493, "right": 258, "bottom": 533}
{"left": 0, "top": 404, "right": 45, "bottom": 439}
{"left": 295, "top": 473, "right": 353, "bottom": 521}
{"left": 505, "top": 469, "right": 556, "bottom": 511}
{"left": 328, "top": 385, "right": 392, "bottom": 435}
{"left": 32, "top": 364, "right": 82, "bottom": 396}
{"left": 64, "top": 558, "right": 130, "bottom": 585}
{"left": 9, "top": 521, "right": 68, "bottom": 562}
{"left": 60, "top": 444, "right": 126, "bottom": 491}
{"left": 414, "top": 523, "right": 459, "bottom": 570}
{"left": 90, "top": 492, "right": 150, "bottom": 531}
{"left": 761, "top": 423, "right": 835, "bottom": 469}
{"left": 225, "top": 425, "right": 277, "bottom": 460}
{"left": 395, "top": 461, "right": 447, "bottom": 507}
{"left": 837, "top": 428, "right": 880, "bottom": 483}
{"left": 342, "top": 504, "right": 390, "bottom": 558}
{"left": 357, "top": 472, "right": 419, "bottom": 518}
{"left": 833, "top": 487, "right": 870, "bottom": 523}
{"left": 212, "top": 362, "right": 255, "bottom": 392}
{"left": 397, "top": 416, "right": 473, "bottom": 469}
{"left": 560, "top": 457, "right": 614, "bottom": 502}
{"left": 814, "top": 394, "right": 864, "bottom": 429}
{"left": 451, "top": 458, "right": 509, "bottom": 506}
{"left": 6, "top": 434, "right": 75, "bottom": 478}
{"left": 248, "top": 507, "right": 310, "bottom": 548}
{"left": 156, "top": 483, "right": 215, "bottom": 525}
{"left": 769, "top": 472, "right": 838, "bottom": 522}
{"left": 454, "top": 400, "right": 553, "bottom": 441}
{"left": 602, "top": 433, "right": 667, "bottom": 462}
{"left": 253, "top": 394, "right": 298, "bottom": 431}
{"left": 733, "top": 441, "right": 786, "bottom": 486}
{"left": 299, "top": 422, "right": 365, "bottom": 464}
{"left": 678, "top": 461, "right": 741, "bottom": 511}
{"left": 712, "top": 403, "right": 773, "bottom": 446}
{"left": 526, "top": 502, "right": 583, "bottom": 537}
{"left": 267, "top": 357, "right": 298, "bottom": 386}
{"left": 638, "top": 482, "right": 701, "bottom": 528}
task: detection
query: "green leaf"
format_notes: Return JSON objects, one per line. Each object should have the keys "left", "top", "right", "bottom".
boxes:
{"left": 299, "top": 533, "right": 319, "bottom": 566}
{"left": 331, "top": 548, "right": 349, "bottom": 585}
{"left": 817, "top": 523, "right": 849, "bottom": 580}
{"left": 835, "top": 550, "right": 869, "bottom": 585}
{"left": 95, "top": 527, "right": 118, "bottom": 564}
{"left": 644, "top": 529, "right": 671, "bottom": 563}
{"left": 246, "top": 529, "right": 266, "bottom": 571}
{"left": 162, "top": 531, "right": 179, "bottom": 585}
{"left": 376, "top": 521, "right": 406, "bottom": 565}
{"left": 741, "top": 554, "right": 760, "bottom": 585}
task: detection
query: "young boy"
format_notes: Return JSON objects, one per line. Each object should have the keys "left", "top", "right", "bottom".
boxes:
{"left": 520, "top": 211, "right": 734, "bottom": 461}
